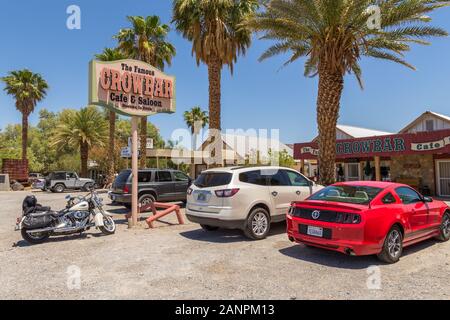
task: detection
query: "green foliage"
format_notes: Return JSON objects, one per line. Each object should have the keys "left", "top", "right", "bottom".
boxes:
{"left": 184, "top": 106, "right": 208, "bottom": 134}
{"left": 52, "top": 106, "right": 108, "bottom": 152}
{"left": 274, "top": 149, "right": 296, "bottom": 168}
{"left": 248, "top": 0, "right": 449, "bottom": 86}
{"left": 172, "top": 0, "right": 259, "bottom": 72}
{"left": 115, "top": 15, "right": 176, "bottom": 70}
{"left": 1, "top": 69, "right": 48, "bottom": 115}
{"left": 95, "top": 48, "right": 128, "bottom": 61}
{"left": 0, "top": 124, "right": 47, "bottom": 172}
{"left": 0, "top": 107, "right": 165, "bottom": 175}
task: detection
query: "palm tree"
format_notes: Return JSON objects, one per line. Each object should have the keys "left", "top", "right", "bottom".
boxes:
{"left": 1, "top": 69, "right": 48, "bottom": 160}
{"left": 115, "top": 16, "right": 176, "bottom": 168}
{"left": 184, "top": 106, "right": 209, "bottom": 150}
{"left": 248, "top": 0, "right": 448, "bottom": 185}
{"left": 95, "top": 47, "right": 128, "bottom": 62}
{"left": 173, "top": 0, "right": 259, "bottom": 134}
{"left": 95, "top": 48, "right": 128, "bottom": 184}
{"left": 52, "top": 106, "right": 108, "bottom": 177}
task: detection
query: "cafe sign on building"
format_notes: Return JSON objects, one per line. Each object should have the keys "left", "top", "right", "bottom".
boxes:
{"left": 89, "top": 59, "right": 176, "bottom": 117}
{"left": 295, "top": 130, "right": 450, "bottom": 159}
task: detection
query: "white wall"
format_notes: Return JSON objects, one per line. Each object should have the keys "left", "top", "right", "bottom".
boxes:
{"left": 405, "top": 115, "right": 450, "bottom": 133}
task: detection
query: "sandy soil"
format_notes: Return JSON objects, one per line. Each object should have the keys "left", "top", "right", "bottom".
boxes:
{"left": 0, "top": 190, "right": 449, "bottom": 300}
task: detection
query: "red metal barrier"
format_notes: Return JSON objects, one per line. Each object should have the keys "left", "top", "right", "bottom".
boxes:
{"left": 125, "top": 202, "right": 184, "bottom": 228}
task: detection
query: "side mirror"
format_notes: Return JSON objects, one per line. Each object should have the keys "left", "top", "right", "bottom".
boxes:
{"left": 423, "top": 196, "right": 433, "bottom": 203}
{"left": 308, "top": 180, "right": 314, "bottom": 187}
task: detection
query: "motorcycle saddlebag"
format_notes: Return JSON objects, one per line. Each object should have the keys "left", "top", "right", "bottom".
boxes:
{"left": 22, "top": 214, "right": 53, "bottom": 229}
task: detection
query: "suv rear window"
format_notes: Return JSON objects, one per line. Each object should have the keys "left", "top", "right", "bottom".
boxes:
{"left": 194, "top": 172, "right": 232, "bottom": 188}
{"left": 115, "top": 170, "right": 131, "bottom": 184}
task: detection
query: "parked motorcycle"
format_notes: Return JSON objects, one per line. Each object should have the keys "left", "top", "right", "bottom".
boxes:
{"left": 15, "top": 188, "right": 116, "bottom": 244}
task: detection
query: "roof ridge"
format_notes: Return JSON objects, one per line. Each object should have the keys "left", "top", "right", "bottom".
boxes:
{"left": 337, "top": 124, "right": 393, "bottom": 133}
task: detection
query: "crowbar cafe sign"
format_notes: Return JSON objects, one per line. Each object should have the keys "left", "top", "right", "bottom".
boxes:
{"left": 294, "top": 130, "right": 450, "bottom": 160}
{"left": 89, "top": 59, "right": 176, "bottom": 116}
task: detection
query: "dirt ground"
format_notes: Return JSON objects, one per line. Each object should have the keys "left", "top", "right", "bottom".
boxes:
{"left": 0, "top": 190, "right": 449, "bottom": 300}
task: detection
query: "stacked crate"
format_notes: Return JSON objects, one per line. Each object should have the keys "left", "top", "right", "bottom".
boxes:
{"left": 1, "top": 159, "right": 29, "bottom": 182}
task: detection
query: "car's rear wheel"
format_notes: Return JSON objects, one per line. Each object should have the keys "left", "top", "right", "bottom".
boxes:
{"left": 139, "top": 194, "right": 156, "bottom": 208}
{"left": 377, "top": 226, "right": 403, "bottom": 264}
{"left": 244, "top": 208, "right": 270, "bottom": 240}
{"left": 21, "top": 229, "right": 49, "bottom": 244}
{"left": 53, "top": 183, "right": 65, "bottom": 193}
{"left": 436, "top": 212, "right": 450, "bottom": 242}
{"left": 200, "top": 224, "right": 219, "bottom": 231}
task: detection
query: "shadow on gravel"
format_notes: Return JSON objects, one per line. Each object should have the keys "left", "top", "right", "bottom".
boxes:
{"left": 14, "top": 232, "right": 112, "bottom": 248}
{"left": 279, "top": 238, "right": 438, "bottom": 269}
{"left": 180, "top": 222, "right": 286, "bottom": 244}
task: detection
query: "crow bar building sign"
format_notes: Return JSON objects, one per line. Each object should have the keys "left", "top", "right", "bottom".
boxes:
{"left": 295, "top": 130, "right": 450, "bottom": 159}
{"left": 89, "top": 59, "right": 176, "bottom": 117}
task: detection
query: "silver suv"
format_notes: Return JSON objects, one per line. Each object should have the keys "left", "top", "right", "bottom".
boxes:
{"left": 45, "top": 171, "right": 95, "bottom": 193}
{"left": 186, "top": 166, "right": 324, "bottom": 240}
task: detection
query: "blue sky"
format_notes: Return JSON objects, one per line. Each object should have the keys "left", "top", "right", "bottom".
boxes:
{"left": 0, "top": 0, "right": 449, "bottom": 144}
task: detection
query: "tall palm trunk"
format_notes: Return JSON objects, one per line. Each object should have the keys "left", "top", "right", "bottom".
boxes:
{"left": 80, "top": 141, "right": 89, "bottom": 178}
{"left": 140, "top": 117, "right": 147, "bottom": 168}
{"left": 316, "top": 64, "right": 344, "bottom": 186}
{"left": 208, "top": 55, "right": 222, "bottom": 131}
{"left": 207, "top": 55, "right": 223, "bottom": 167}
{"left": 108, "top": 111, "right": 116, "bottom": 184}
{"left": 21, "top": 112, "right": 29, "bottom": 160}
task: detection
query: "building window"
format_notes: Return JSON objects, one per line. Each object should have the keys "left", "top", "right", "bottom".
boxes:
{"left": 425, "top": 120, "right": 434, "bottom": 132}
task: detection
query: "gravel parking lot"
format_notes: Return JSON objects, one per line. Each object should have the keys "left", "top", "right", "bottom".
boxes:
{"left": 0, "top": 190, "right": 449, "bottom": 300}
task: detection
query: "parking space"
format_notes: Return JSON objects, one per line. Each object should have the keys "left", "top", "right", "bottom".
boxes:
{"left": 0, "top": 191, "right": 449, "bottom": 299}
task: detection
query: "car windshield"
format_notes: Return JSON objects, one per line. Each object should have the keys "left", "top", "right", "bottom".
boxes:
{"left": 309, "top": 185, "right": 383, "bottom": 205}
{"left": 194, "top": 172, "right": 232, "bottom": 188}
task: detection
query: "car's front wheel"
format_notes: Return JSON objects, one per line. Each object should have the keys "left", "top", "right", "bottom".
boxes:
{"left": 377, "top": 226, "right": 403, "bottom": 264}
{"left": 244, "top": 208, "right": 270, "bottom": 240}
{"left": 436, "top": 212, "right": 450, "bottom": 242}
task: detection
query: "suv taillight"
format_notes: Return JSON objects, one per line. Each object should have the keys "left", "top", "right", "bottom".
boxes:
{"left": 123, "top": 185, "right": 130, "bottom": 194}
{"left": 215, "top": 188, "right": 240, "bottom": 198}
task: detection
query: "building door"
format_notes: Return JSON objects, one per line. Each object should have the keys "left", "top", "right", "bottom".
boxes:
{"left": 345, "top": 163, "right": 360, "bottom": 181}
{"left": 437, "top": 160, "right": 450, "bottom": 197}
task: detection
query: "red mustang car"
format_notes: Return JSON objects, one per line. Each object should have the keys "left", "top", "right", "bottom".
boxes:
{"left": 287, "top": 181, "right": 450, "bottom": 263}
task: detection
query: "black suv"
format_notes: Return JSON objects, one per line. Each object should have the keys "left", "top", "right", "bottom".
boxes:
{"left": 109, "top": 169, "right": 192, "bottom": 208}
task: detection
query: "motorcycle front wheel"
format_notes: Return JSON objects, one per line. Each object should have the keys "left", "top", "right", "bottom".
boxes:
{"left": 99, "top": 216, "right": 116, "bottom": 235}
{"left": 21, "top": 229, "right": 50, "bottom": 244}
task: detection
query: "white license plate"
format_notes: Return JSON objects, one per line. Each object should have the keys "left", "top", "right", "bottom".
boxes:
{"left": 196, "top": 192, "right": 209, "bottom": 202}
{"left": 307, "top": 226, "right": 323, "bottom": 237}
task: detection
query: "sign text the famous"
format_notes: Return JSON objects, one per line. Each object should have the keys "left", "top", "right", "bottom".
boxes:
{"left": 100, "top": 62, "right": 173, "bottom": 109}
